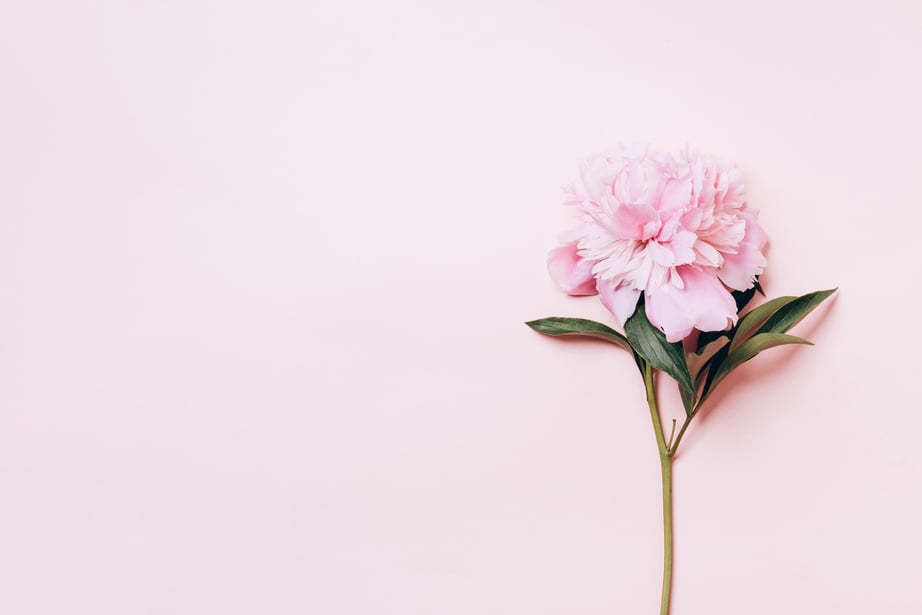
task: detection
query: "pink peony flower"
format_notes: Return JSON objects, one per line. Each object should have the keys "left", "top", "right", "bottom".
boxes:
{"left": 549, "top": 145, "right": 768, "bottom": 342}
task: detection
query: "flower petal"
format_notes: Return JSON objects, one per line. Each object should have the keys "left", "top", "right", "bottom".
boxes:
{"left": 547, "top": 242, "right": 597, "bottom": 295}
{"left": 598, "top": 281, "right": 641, "bottom": 325}
{"left": 646, "top": 266, "right": 738, "bottom": 342}
{"left": 644, "top": 289, "right": 695, "bottom": 343}
{"left": 718, "top": 209, "right": 768, "bottom": 290}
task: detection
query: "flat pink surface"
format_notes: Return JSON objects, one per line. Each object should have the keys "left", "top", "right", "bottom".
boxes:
{"left": 1, "top": 1, "right": 919, "bottom": 613}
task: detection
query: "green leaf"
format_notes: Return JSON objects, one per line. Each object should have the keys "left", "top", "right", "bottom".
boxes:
{"left": 697, "top": 288, "right": 835, "bottom": 405}
{"left": 699, "top": 342, "right": 731, "bottom": 405}
{"left": 683, "top": 336, "right": 729, "bottom": 415}
{"left": 694, "top": 328, "right": 729, "bottom": 353}
{"left": 702, "top": 333, "right": 812, "bottom": 404}
{"left": 729, "top": 295, "right": 798, "bottom": 352}
{"left": 679, "top": 385, "right": 696, "bottom": 416}
{"left": 721, "top": 333, "right": 813, "bottom": 378}
{"left": 757, "top": 288, "right": 837, "bottom": 335}
{"left": 680, "top": 336, "right": 727, "bottom": 415}
{"left": 688, "top": 336, "right": 730, "bottom": 388}
{"left": 525, "top": 317, "right": 633, "bottom": 354}
{"left": 624, "top": 302, "right": 695, "bottom": 395}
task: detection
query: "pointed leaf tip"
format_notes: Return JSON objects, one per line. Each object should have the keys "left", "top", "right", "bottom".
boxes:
{"left": 758, "top": 288, "right": 837, "bottom": 335}
{"left": 525, "top": 316, "right": 633, "bottom": 353}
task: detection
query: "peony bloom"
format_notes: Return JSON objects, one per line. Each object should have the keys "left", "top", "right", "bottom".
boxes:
{"left": 548, "top": 145, "right": 768, "bottom": 342}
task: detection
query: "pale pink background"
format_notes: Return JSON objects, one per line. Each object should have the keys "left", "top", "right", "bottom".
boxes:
{"left": 1, "top": 1, "right": 920, "bottom": 613}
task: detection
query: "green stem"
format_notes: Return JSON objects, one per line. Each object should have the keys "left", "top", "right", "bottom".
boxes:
{"left": 668, "top": 416, "right": 692, "bottom": 458}
{"left": 643, "top": 363, "right": 673, "bottom": 615}
{"left": 659, "top": 446, "right": 673, "bottom": 615}
{"left": 666, "top": 419, "right": 677, "bottom": 451}
{"left": 668, "top": 395, "right": 706, "bottom": 458}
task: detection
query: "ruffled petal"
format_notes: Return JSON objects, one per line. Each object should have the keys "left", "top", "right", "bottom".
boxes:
{"left": 718, "top": 209, "right": 768, "bottom": 290}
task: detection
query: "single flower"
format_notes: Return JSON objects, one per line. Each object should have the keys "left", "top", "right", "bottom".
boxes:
{"left": 530, "top": 147, "right": 835, "bottom": 615}
{"left": 548, "top": 145, "right": 768, "bottom": 342}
